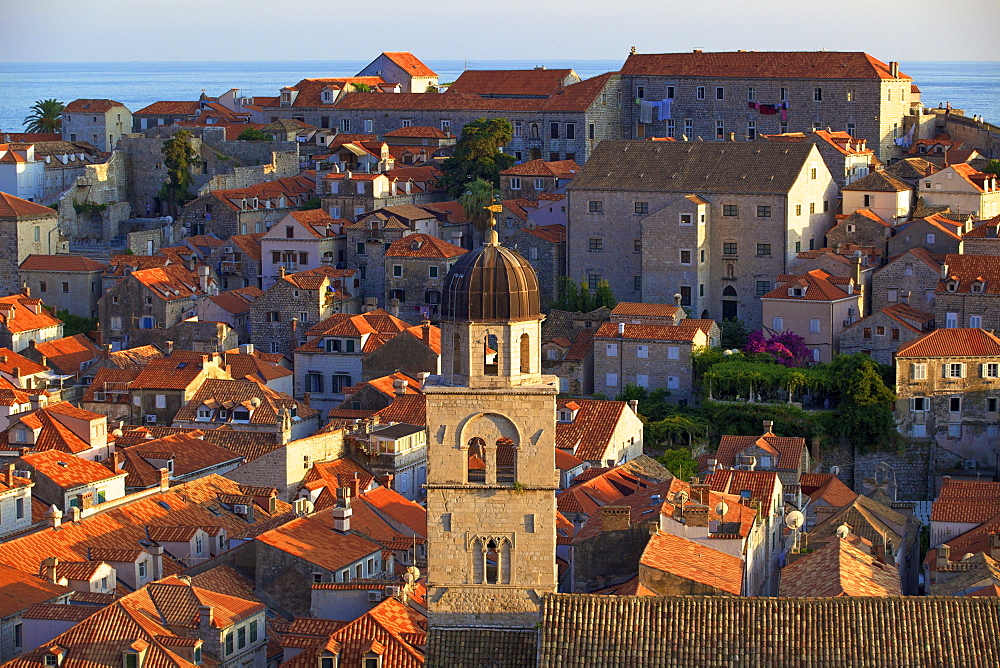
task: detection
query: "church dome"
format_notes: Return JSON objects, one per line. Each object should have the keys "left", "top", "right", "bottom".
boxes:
{"left": 441, "top": 242, "right": 541, "bottom": 323}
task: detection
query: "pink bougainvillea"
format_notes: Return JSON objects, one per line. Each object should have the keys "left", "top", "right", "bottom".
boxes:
{"left": 743, "top": 330, "right": 811, "bottom": 367}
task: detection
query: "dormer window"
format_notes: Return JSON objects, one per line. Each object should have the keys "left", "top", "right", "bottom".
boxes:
{"left": 233, "top": 409, "right": 250, "bottom": 422}
{"left": 972, "top": 282, "right": 984, "bottom": 293}
{"left": 947, "top": 281, "right": 958, "bottom": 292}
{"left": 788, "top": 287, "right": 804, "bottom": 297}
{"left": 196, "top": 408, "right": 211, "bottom": 421}
{"left": 218, "top": 410, "right": 228, "bottom": 420}
{"left": 319, "top": 654, "right": 339, "bottom": 668}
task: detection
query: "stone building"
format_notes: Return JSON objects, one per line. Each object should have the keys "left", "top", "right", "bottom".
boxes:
{"left": 714, "top": 421, "right": 810, "bottom": 489}
{"left": 205, "top": 232, "right": 263, "bottom": 290}
{"left": 567, "top": 140, "right": 837, "bottom": 328}
{"left": 26, "top": 140, "right": 103, "bottom": 205}
{"left": 839, "top": 303, "right": 935, "bottom": 365}
{"left": 592, "top": 320, "right": 719, "bottom": 401}
{"left": 934, "top": 254, "right": 1000, "bottom": 330}
{"left": 384, "top": 233, "right": 467, "bottom": 323}
{"left": 0, "top": 294, "right": 64, "bottom": 352}
{"left": 260, "top": 209, "right": 343, "bottom": 289}
{"left": 0, "top": 143, "right": 45, "bottom": 203}
{"left": 499, "top": 159, "right": 579, "bottom": 200}
{"left": 18, "top": 255, "right": 106, "bottom": 319}
{"left": 841, "top": 170, "right": 913, "bottom": 225}
{"left": 886, "top": 214, "right": 963, "bottom": 257}
{"left": 503, "top": 224, "right": 566, "bottom": 306}
{"left": 760, "top": 269, "right": 864, "bottom": 364}
{"left": 131, "top": 100, "right": 201, "bottom": 131}
{"left": 252, "top": 76, "right": 396, "bottom": 129}
{"left": 919, "top": 163, "right": 1000, "bottom": 220}
{"left": 361, "top": 321, "right": 441, "bottom": 381}
{"left": 825, "top": 210, "right": 892, "bottom": 253}
{"left": 0, "top": 193, "right": 61, "bottom": 297}
{"left": 618, "top": 51, "right": 915, "bottom": 159}
{"left": 126, "top": 351, "right": 233, "bottom": 426}
{"left": 961, "top": 214, "right": 1000, "bottom": 255}
{"left": 871, "top": 247, "right": 942, "bottom": 313}
{"left": 60, "top": 99, "right": 132, "bottom": 152}
{"left": 321, "top": 167, "right": 445, "bottom": 221}
{"left": 424, "top": 226, "right": 558, "bottom": 629}
{"left": 761, "top": 130, "right": 877, "bottom": 189}
{"left": 98, "top": 264, "right": 217, "bottom": 350}
{"left": 331, "top": 71, "right": 624, "bottom": 163}
{"left": 895, "top": 328, "right": 1000, "bottom": 462}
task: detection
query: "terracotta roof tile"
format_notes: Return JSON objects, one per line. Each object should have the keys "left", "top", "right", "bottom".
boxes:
{"left": 594, "top": 320, "right": 713, "bottom": 342}
{"left": 0, "top": 296, "right": 62, "bottom": 334}
{"left": 20, "top": 255, "right": 107, "bottom": 272}
{"left": 133, "top": 101, "right": 201, "bottom": 116}
{"left": 897, "top": 327, "right": 1000, "bottom": 358}
{"left": 621, "top": 51, "right": 910, "bottom": 80}
{"left": 555, "top": 399, "right": 627, "bottom": 462}
{"left": 611, "top": 302, "right": 684, "bottom": 318}
{"left": 931, "top": 479, "right": 1000, "bottom": 523}
{"left": 382, "top": 52, "right": 437, "bottom": 77}
{"left": 385, "top": 233, "right": 467, "bottom": 259}
{"left": 501, "top": 159, "right": 580, "bottom": 178}
{"left": 641, "top": 530, "right": 744, "bottom": 594}
{"left": 256, "top": 514, "right": 381, "bottom": 572}
{"left": 20, "top": 450, "right": 121, "bottom": 489}
{"left": 704, "top": 469, "right": 779, "bottom": 505}
{"left": 449, "top": 69, "right": 577, "bottom": 97}
{"left": 779, "top": 537, "right": 901, "bottom": 596}
{"left": 174, "top": 377, "right": 318, "bottom": 424}
{"left": 62, "top": 99, "right": 125, "bottom": 113}
{"left": 32, "top": 334, "right": 101, "bottom": 378}
{"left": 715, "top": 431, "right": 805, "bottom": 471}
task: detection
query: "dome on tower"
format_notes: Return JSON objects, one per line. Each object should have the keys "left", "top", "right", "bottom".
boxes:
{"left": 441, "top": 242, "right": 541, "bottom": 323}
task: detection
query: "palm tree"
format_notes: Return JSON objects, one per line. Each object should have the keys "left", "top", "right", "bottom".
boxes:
{"left": 459, "top": 178, "right": 496, "bottom": 245}
{"left": 23, "top": 99, "right": 64, "bottom": 134}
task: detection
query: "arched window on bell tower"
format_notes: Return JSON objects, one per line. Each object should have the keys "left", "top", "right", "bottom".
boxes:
{"left": 484, "top": 333, "right": 499, "bottom": 376}
{"left": 467, "top": 437, "right": 486, "bottom": 483}
{"left": 496, "top": 438, "right": 516, "bottom": 484}
{"left": 519, "top": 333, "right": 530, "bottom": 374}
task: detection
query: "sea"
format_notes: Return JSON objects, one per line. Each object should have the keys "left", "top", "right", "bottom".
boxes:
{"left": 0, "top": 59, "right": 997, "bottom": 135}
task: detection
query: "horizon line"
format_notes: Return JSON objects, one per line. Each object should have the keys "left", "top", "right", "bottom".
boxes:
{"left": 3, "top": 58, "right": 999, "bottom": 66}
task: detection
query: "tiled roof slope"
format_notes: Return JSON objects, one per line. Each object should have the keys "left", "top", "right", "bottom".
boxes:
{"left": 641, "top": 530, "right": 744, "bottom": 594}
{"left": 715, "top": 431, "right": 805, "bottom": 470}
{"left": 32, "top": 334, "right": 101, "bottom": 376}
{"left": 20, "top": 255, "right": 107, "bottom": 272}
{"left": 931, "top": 478, "right": 1000, "bottom": 523}
{"left": 569, "top": 140, "right": 815, "bottom": 194}
{"left": 174, "top": 377, "right": 318, "bottom": 423}
{"left": 383, "top": 52, "right": 437, "bottom": 77}
{"left": 20, "top": 449, "right": 121, "bottom": 489}
{"left": 0, "top": 561, "right": 71, "bottom": 619}
{"left": 0, "top": 295, "right": 62, "bottom": 333}
{"left": 611, "top": 302, "right": 683, "bottom": 318}
{"left": 501, "top": 159, "right": 579, "bottom": 177}
{"left": 555, "top": 398, "right": 627, "bottom": 462}
{"left": 0, "top": 192, "right": 58, "bottom": 220}
{"left": 448, "top": 69, "right": 577, "bottom": 97}
{"left": 762, "top": 269, "right": 853, "bottom": 301}
{"left": 594, "top": 320, "right": 710, "bottom": 342}
{"left": 535, "top": 595, "right": 998, "bottom": 667}
{"left": 133, "top": 101, "right": 200, "bottom": 116}
{"left": 779, "top": 537, "right": 901, "bottom": 597}
{"left": 384, "top": 233, "right": 467, "bottom": 258}
{"left": 896, "top": 328, "right": 1000, "bottom": 358}
{"left": 841, "top": 169, "right": 911, "bottom": 192}
{"left": 427, "top": 628, "right": 537, "bottom": 668}
{"left": 63, "top": 99, "right": 125, "bottom": 113}
{"left": 938, "top": 253, "right": 1000, "bottom": 293}
{"left": 620, "top": 51, "right": 910, "bottom": 80}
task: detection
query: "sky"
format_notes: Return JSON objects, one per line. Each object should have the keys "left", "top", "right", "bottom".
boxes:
{"left": 3, "top": 0, "right": 999, "bottom": 63}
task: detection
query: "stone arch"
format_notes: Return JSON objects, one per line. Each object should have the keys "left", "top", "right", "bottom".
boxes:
{"left": 723, "top": 285, "right": 737, "bottom": 297}
{"left": 461, "top": 412, "right": 521, "bottom": 448}
{"left": 467, "top": 437, "right": 486, "bottom": 483}
{"left": 470, "top": 535, "right": 513, "bottom": 584}
{"left": 483, "top": 332, "right": 499, "bottom": 376}
{"left": 519, "top": 332, "right": 531, "bottom": 374}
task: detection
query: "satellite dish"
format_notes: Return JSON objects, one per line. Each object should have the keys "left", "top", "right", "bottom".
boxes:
{"left": 785, "top": 510, "right": 805, "bottom": 529}
{"left": 111, "top": 428, "right": 123, "bottom": 438}
{"left": 836, "top": 524, "right": 850, "bottom": 539}
{"left": 715, "top": 501, "right": 729, "bottom": 517}
{"left": 524, "top": 220, "right": 537, "bottom": 231}
{"left": 674, "top": 491, "right": 689, "bottom": 505}
{"left": 830, "top": 466, "right": 840, "bottom": 476}
{"left": 407, "top": 565, "right": 420, "bottom": 580}
{"left": 962, "top": 553, "right": 975, "bottom": 561}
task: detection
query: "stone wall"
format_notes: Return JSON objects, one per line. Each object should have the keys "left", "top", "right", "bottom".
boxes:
{"left": 942, "top": 114, "right": 1000, "bottom": 159}
{"left": 58, "top": 149, "right": 130, "bottom": 242}
{"left": 818, "top": 440, "right": 933, "bottom": 501}
{"left": 573, "top": 521, "right": 655, "bottom": 592}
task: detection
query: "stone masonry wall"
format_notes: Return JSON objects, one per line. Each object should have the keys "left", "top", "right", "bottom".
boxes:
{"left": 819, "top": 441, "right": 933, "bottom": 502}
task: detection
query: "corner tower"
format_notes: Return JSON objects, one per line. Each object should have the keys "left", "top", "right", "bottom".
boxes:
{"left": 424, "top": 222, "right": 558, "bottom": 629}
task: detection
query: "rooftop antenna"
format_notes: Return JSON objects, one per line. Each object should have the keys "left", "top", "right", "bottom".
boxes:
{"left": 830, "top": 465, "right": 840, "bottom": 476}
{"left": 835, "top": 524, "right": 850, "bottom": 539}
{"left": 785, "top": 510, "right": 805, "bottom": 554}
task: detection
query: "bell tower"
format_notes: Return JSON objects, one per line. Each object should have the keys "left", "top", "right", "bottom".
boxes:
{"left": 424, "top": 221, "right": 558, "bottom": 629}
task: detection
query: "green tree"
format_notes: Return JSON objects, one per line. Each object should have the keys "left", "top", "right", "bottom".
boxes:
{"left": 553, "top": 276, "right": 581, "bottom": 311}
{"left": 438, "top": 118, "right": 515, "bottom": 198}
{"left": 56, "top": 311, "right": 97, "bottom": 338}
{"left": 23, "top": 99, "right": 64, "bottom": 134}
{"left": 720, "top": 318, "right": 749, "bottom": 348}
{"left": 827, "top": 354, "right": 897, "bottom": 449}
{"left": 983, "top": 159, "right": 1000, "bottom": 177}
{"left": 236, "top": 128, "right": 274, "bottom": 141}
{"left": 594, "top": 279, "right": 616, "bottom": 309}
{"left": 459, "top": 178, "right": 496, "bottom": 240}
{"left": 577, "top": 281, "right": 595, "bottom": 312}
{"left": 298, "top": 197, "right": 322, "bottom": 211}
{"left": 658, "top": 448, "right": 699, "bottom": 479}
{"left": 351, "top": 83, "right": 376, "bottom": 93}
{"left": 158, "top": 130, "right": 196, "bottom": 217}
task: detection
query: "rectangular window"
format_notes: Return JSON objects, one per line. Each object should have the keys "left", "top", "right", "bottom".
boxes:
{"left": 810, "top": 202, "right": 816, "bottom": 213}
{"left": 814, "top": 87, "right": 823, "bottom": 101}
{"left": 634, "top": 201, "right": 649, "bottom": 215}
{"left": 667, "top": 376, "right": 680, "bottom": 390}
{"left": 606, "top": 343, "right": 618, "bottom": 357}
{"left": 364, "top": 119, "right": 373, "bottom": 133}
{"left": 429, "top": 265, "right": 439, "bottom": 278}
{"left": 666, "top": 119, "right": 675, "bottom": 138}
{"left": 946, "top": 312, "right": 958, "bottom": 328}
{"left": 237, "top": 626, "right": 246, "bottom": 649}
{"left": 723, "top": 242, "right": 738, "bottom": 255}
{"left": 588, "top": 201, "right": 603, "bottom": 214}
{"left": 249, "top": 620, "right": 258, "bottom": 643}
{"left": 756, "top": 243, "right": 771, "bottom": 256}
{"left": 605, "top": 373, "right": 618, "bottom": 387}
{"left": 441, "top": 120, "right": 451, "bottom": 133}
{"left": 588, "top": 237, "right": 604, "bottom": 252}
{"left": 588, "top": 274, "right": 601, "bottom": 290}
{"left": 989, "top": 398, "right": 999, "bottom": 412}
{"left": 636, "top": 345, "right": 648, "bottom": 359}
{"left": 756, "top": 281, "right": 771, "bottom": 296}
{"left": 912, "top": 424, "right": 926, "bottom": 438}
{"left": 679, "top": 249, "right": 692, "bottom": 265}
{"left": 926, "top": 233, "right": 936, "bottom": 244}
{"left": 950, "top": 396, "right": 962, "bottom": 412}
{"left": 684, "top": 118, "right": 693, "bottom": 138}
{"left": 225, "top": 632, "right": 234, "bottom": 655}
{"left": 155, "top": 395, "right": 166, "bottom": 409}
{"left": 747, "top": 87, "right": 756, "bottom": 101}
{"left": 971, "top": 315, "right": 983, "bottom": 328}
{"left": 912, "top": 363, "right": 927, "bottom": 380}
{"left": 680, "top": 285, "right": 692, "bottom": 306}
{"left": 636, "top": 86, "right": 644, "bottom": 99}
{"left": 716, "top": 120, "right": 724, "bottom": 140}
{"left": 911, "top": 397, "right": 927, "bottom": 411}
{"left": 633, "top": 275, "right": 641, "bottom": 291}
{"left": 340, "top": 119, "right": 350, "bottom": 132}
{"left": 696, "top": 86, "right": 705, "bottom": 100}
{"left": 716, "top": 87, "right": 724, "bottom": 100}
{"left": 667, "top": 346, "right": 680, "bottom": 360}
{"left": 636, "top": 374, "right": 649, "bottom": 388}
{"left": 723, "top": 204, "right": 738, "bottom": 217}
{"left": 948, "top": 363, "right": 965, "bottom": 378}
{"left": 401, "top": 118, "right": 412, "bottom": 128}
{"left": 392, "top": 264, "right": 403, "bottom": 277}
{"left": 566, "top": 123, "right": 575, "bottom": 139}
{"left": 757, "top": 206, "right": 771, "bottom": 218}
{"left": 589, "top": 123, "right": 595, "bottom": 139}
{"left": 509, "top": 177, "right": 521, "bottom": 191}
{"left": 679, "top": 213, "right": 693, "bottom": 226}
{"left": 772, "top": 317, "right": 784, "bottom": 331}
{"left": 809, "top": 318, "right": 821, "bottom": 333}
{"left": 985, "top": 363, "right": 999, "bottom": 378}
{"left": 747, "top": 120, "right": 756, "bottom": 140}
{"left": 550, "top": 122, "right": 559, "bottom": 139}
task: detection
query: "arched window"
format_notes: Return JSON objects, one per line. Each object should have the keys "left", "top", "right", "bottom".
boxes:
{"left": 467, "top": 437, "right": 486, "bottom": 483}
{"left": 519, "top": 333, "right": 530, "bottom": 374}
{"left": 530, "top": 124, "right": 539, "bottom": 139}
{"left": 484, "top": 334, "right": 499, "bottom": 376}
{"left": 472, "top": 536, "right": 512, "bottom": 584}
{"left": 496, "top": 438, "right": 516, "bottom": 485}
{"left": 723, "top": 285, "right": 738, "bottom": 297}
{"left": 452, "top": 334, "right": 462, "bottom": 375}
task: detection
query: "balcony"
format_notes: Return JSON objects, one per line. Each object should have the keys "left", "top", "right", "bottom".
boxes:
{"left": 221, "top": 261, "right": 242, "bottom": 275}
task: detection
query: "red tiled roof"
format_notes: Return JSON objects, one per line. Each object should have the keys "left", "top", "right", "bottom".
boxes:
{"left": 20, "top": 450, "right": 121, "bottom": 489}
{"left": 763, "top": 269, "right": 856, "bottom": 301}
{"left": 522, "top": 223, "right": 566, "bottom": 244}
{"left": 0, "top": 295, "right": 62, "bottom": 334}
{"left": 779, "top": 537, "right": 901, "bottom": 596}
{"left": 122, "top": 431, "right": 243, "bottom": 480}
{"left": 128, "top": 264, "right": 209, "bottom": 301}
{"left": 383, "top": 126, "right": 450, "bottom": 139}
{"left": 32, "top": 334, "right": 101, "bottom": 377}
{"left": 555, "top": 398, "right": 627, "bottom": 463}
{"left": 897, "top": 328, "right": 1000, "bottom": 359}
{"left": 0, "top": 346, "right": 48, "bottom": 376}
{"left": 799, "top": 473, "right": 858, "bottom": 507}
{"left": 174, "top": 377, "right": 318, "bottom": 424}
{"left": 356, "top": 486, "right": 426, "bottom": 537}
{"left": 383, "top": 52, "right": 437, "bottom": 78}
{"left": 611, "top": 302, "right": 683, "bottom": 318}
{"left": 564, "top": 328, "right": 595, "bottom": 362}
{"left": 594, "top": 320, "right": 712, "bottom": 342}
{"left": 449, "top": 69, "right": 577, "bottom": 97}
{"left": 938, "top": 254, "right": 1000, "bottom": 294}
{"left": 255, "top": 513, "right": 381, "bottom": 572}
{"left": 130, "top": 353, "right": 214, "bottom": 390}
{"left": 385, "top": 233, "right": 467, "bottom": 258}
{"left": 501, "top": 159, "right": 580, "bottom": 178}
{"left": 19, "top": 255, "right": 107, "bottom": 272}
{"left": 715, "top": 431, "right": 805, "bottom": 471}
{"left": 641, "top": 530, "right": 744, "bottom": 595}
{"left": 62, "top": 99, "right": 125, "bottom": 113}
{"left": 82, "top": 366, "right": 142, "bottom": 402}
{"left": 621, "top": 51, "right": 910, "bottom": 80}
{"left": 133, "top": 101, "right": 200, "bottom": 116}
{"left": 704, "top": 469, "right": 779, "bottom": 505}
{"left": 931, "top": 479, "right": 1000, "bottom": 523}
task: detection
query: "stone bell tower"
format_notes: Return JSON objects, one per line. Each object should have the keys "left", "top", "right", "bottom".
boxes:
{"left": 423, "top": 219, "right": 558, "bottom": 629}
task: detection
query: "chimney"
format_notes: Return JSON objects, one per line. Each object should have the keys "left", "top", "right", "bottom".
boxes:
{"left": 889, "top": 61, "right": 899, "bottom": 78}
{"left": 690, "top": 483, "right": 710, "bottom": 506}
{"left": 164, "top": 340, "right": 174, "bottom": 357}
{"left": 763, "top": 419, "right": 774, "bottom": 434}
{"left": 239, "top": 343, "right": 254, "bottom": 355}
{"left": 198, "top": 265, "right": 210, "bottom": 293}
{"left": 421, "top": 318, "right": 431, "bottom": 345}
{"left": 988, "top": 532, "right": 1000, "bottom": 561}
{"left": 629, "top": 399, "right": 639, "bottom": 414}
{"left": 872, "top": 538, "right": 886, "bottom": 564}
{"left": 617, "top": 322, "right": 625, "bottom": 336}
{"left": 332, "top": 487, "right": 353, "bottom": 532}
{"left": 394, "top": 378, "right": 408, "bottom": 395}
{"left": 941, "top": 263, "right": 949, "bottom": 280}
{"left": 67, "top": 506, "right": 81, "bottom": 523}
{"left": 103, "top": 344, "right": 111, "bottom": 360}
{"left": 42, "top": 557, "right": 58, "bottom": 583}
{"left": 351, "top": 472, "right": 361, "bottom": 499}
{"left": 936, "top": 544, "right": 951, "bottom": 569}
{"left": 404, "top": 180, "right": 412, "bottom": 194}
{"left": 302, "top": 392, "right": 311, "bottom": 407}
{"left": 686, "top": 504, "right": 710, "bottom": 528}
{"left": 390, "top": 298, "right": 400, "bottom": 318}
{"left": 728, "top": 132, "right": 736, "bottom": 142}
{"left": 77, "top": 491, "right": 94, "bottom": 510}
{"left": 159, "top": 467, "right": 170, "bottom": 491}
{"left": 3, "top": 463, "right": 13, "bottom": 487}
{"left": 279, "top": 266, "right": 286, "bottom": 278}
{"left": 149, "top": 545, "right": 164, "bottom": 580}
{"left": 112, "top": 451, "right": 123, "bottom": 471}
{"left": 599, "top": 506, "right": 631, "bottom": 532}
{"left": 198, "top": 604, "right": 214, "bottom": 632}
{"left": 46, "top": 505, "right": 62, "bottom": 529}
{"left": 853, "top": 255, "right": 863, "bottom": 286}
{"left": 12, "top": 367, "right": 20, "bottom": 379}
{"left": 417, "top": 371, "right": 430, "bottom": 389}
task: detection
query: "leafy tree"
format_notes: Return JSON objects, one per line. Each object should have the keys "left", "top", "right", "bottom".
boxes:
{"left": 983, "top": 159, "right": 1000, "bottom": 177}
{"left": 553, "top": 276, "right": 580, "bottom": 311}
{"left": 459, "top": 178, "right": 496, "bottom": 240}
{"left": 743, "top": 329, "right": 811, "bottom": 367}
{"left": 577, "top": 281, "right": 595, "bottom": 312}
{"left": 23, "top": 99, "right": 64, "bottom": 133}
{"left": 298, "top": 198, "right": 322, "bottom": 211}
{"left": 158, "top": 130, "right": 196, "bottom": 217}
{"left": 826, "top": 354, "right": 897, "bottom": 449}
{"left": 594, "top": 280, "right": 616, "bottom": 309}
{"left": 719, "top": 318, "right": 749, "bottom": 348}
{"left": 56, "top": 311, "right": 97, "bottom": 338}
{"left": 351, "top": 83, "right": 376, "bottom": 93}
{"left": 237, "top": 128, "right": 274, "bottom": 141}
{"left": 438, "top": 118, "right": 515, "bottom": 198}
{"left": 658, "top": 448, "right": 699, "bottom": 479}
